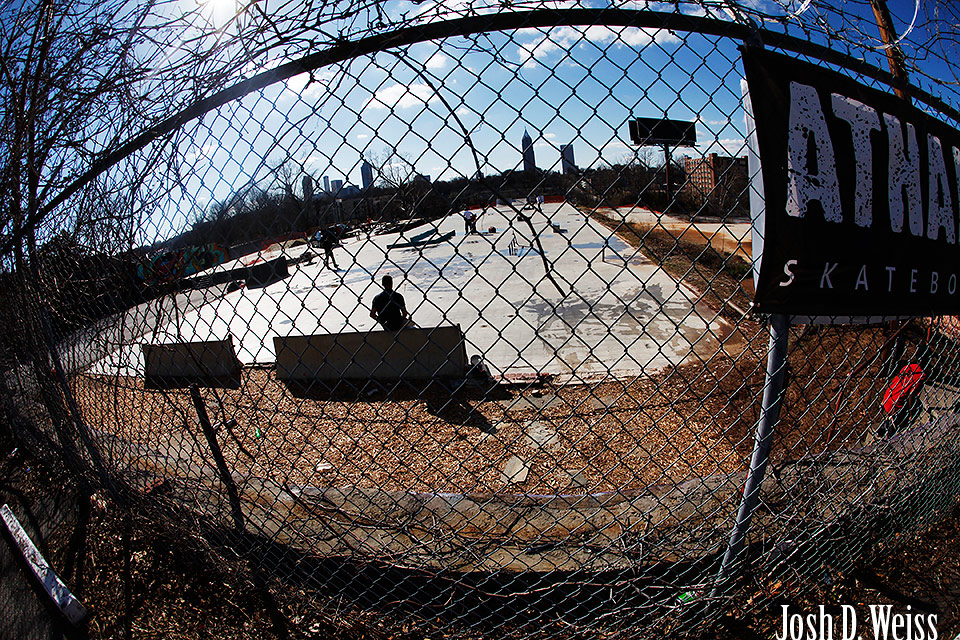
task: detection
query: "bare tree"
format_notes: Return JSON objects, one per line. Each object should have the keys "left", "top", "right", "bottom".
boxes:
{"left": 364, "top": 149, "right": 423, "bottom": 220}
{"left": 0, "top": 0, "right": 231, "bottom": 489}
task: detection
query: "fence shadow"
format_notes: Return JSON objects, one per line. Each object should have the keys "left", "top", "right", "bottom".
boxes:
{"left": 281, "top": 376, "right": 511, "bottom": 404}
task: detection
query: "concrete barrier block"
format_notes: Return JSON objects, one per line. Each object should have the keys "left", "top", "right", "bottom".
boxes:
{"left": 143, "top": 338, "right": 242, "bottom": 388}
{"left": 245, "top": 256, "right": 289, "bottom": 289}
{"left": 274, "top": 325, "right": 467, "bottom": 381}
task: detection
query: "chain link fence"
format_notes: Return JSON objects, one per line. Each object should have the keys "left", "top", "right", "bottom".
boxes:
{"left": 3, "top": 0, "right": 960, "bottom": 635}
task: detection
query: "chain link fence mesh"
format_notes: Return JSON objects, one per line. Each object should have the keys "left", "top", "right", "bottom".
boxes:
{"left": 3, "top": 0, "right": 960, "bottom": 635}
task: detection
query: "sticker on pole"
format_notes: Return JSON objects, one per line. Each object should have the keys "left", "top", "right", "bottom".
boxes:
{"left": 1, "top": 503, "right": 88, "bottom": 625}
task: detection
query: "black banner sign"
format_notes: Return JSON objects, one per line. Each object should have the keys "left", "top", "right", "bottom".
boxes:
{"left": 743, "top": 47, "right": 960, "bottom": 320}
{"left": 629, "top": 118, "right": 697, "bottom": 147}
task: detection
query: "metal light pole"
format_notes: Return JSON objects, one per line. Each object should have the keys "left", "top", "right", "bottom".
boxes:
{"left": 711, "top": 313, "right": 791, "bottom": 597}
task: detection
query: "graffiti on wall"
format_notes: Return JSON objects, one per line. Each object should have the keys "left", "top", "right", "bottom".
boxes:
{"left": 136, "top": 243, "right": 229, "bottom": 285}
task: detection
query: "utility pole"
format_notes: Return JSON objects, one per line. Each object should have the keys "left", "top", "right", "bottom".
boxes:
{"left": 870, "top": 0, "right": 910, "bottom": 101}
{"left": 870, "top": 0, "right": 911, "bottom": 374}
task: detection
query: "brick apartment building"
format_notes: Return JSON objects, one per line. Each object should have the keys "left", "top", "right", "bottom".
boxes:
{"left": 683, "top": 153, "right": 749, "bottom": 215}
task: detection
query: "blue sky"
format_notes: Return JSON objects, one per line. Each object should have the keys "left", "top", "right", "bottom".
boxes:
{"left": 145, "top": 0, "right": 950, "bottom": 241}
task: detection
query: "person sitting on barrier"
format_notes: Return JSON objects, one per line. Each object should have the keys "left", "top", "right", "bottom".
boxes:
{"left": 370, "top": 274, "right": 409, "bottom": 331}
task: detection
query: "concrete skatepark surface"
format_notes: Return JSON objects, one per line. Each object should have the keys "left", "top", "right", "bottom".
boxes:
{"left": 88, "top": 202, "right": 723, "bottom": 381}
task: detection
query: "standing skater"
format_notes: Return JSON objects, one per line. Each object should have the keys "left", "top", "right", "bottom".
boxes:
{"left": 319, "top": 227, "right": 340, "bottom": 270}
{"left": 461, "top": 208, "right": 475, "bottom": 235}
{"left": 370, "top": 274, "right": 410, "bottom": 331}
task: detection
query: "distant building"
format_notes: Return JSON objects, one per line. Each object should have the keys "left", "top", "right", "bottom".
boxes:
{"left": 560, "top": 144, "right": 576, "bottom": 175}
{"left": 302, "top": 175, "right": 314, "bottom": 201}
{"left": 323, "top": 176, "right": 330, "bottom": 193}
{"left": 339, "top": 184, "right": 361, "bottom": 199}
{"left": 331, "top": 179, "right": 343, "bottom": 194}
{"left": 360, "top": 160, "right": 374, "bottom": 190}
{"left": 522, "top": 129, "right": 536, "bottom": 173}
{"left": 684, "top": 153, "right": 749, "bottom": 214}
{"left": 413, "top": 173, "right": 431, "bottom": 183}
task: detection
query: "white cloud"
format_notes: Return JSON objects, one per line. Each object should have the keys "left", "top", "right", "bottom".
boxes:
{"left": 301, "top": 153, "right": 330, "bottom": 175}
{"left": 364, "top": 83, "right": 439, "bottom": 110}
{"left": 621, "top": 26, "right": 680, "bottom": 47}
{"left": 357, "top": 134, "right": 370, "bottom": 140}
{"left": 426, "top": 53, "right": 449, "bottom": 70}
{"left": 185, "top": 143, "right": 217, "bottom": 164}
{"left": 545, "top": 133, "right": 557, "bottom": 139}
{"left": 519, "top": 35, "right": 561, "bottom": 67}
{"left": 241, "top": 57, "right": 334, "bottom": 100}
{"left": 610, "top": 0, "right": 655, "bottom": 8}
{"left": 413, "top": 0, "right": 582, "bottom": 22}
{"left": 518, "top": 24, "right": 680, "bottom": 67}
{"left": 284, "top": 71, "right": 311, "bottom": 94}
{"left": 600, "top": 139, "right": 632, "bottom": 159}
{"left": 284, "top": 69, "right": 335, "bottom": 99}
{"left": 698, "top": 138, "right": 748, "bottom": 157}
{"left": 627, "top": 0, "right": 711, "bottom": 16}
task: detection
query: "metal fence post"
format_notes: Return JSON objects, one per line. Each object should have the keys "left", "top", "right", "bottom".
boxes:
{"left": 189, "top": 385, "right": 245, "bottom": 534}
{"left": 711, "top": 313, "right": 791, "bottom": 598}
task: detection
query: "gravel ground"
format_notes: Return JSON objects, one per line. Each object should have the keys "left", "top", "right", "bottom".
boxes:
{"left": 72, "top": 364, "right": 751, "bottom": 494}
{"left": 2, "top": 431, "right": 959, "bottom": 640}
{"left": 70, "top": 322, "right": 890, "bottom": 497}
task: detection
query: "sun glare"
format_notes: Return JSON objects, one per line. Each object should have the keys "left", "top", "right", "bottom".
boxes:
{"left": 200, "top": 0, "right": 237, "bottom": 25}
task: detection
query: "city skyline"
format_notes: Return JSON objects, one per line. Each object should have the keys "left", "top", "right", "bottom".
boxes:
{"left": 162, "top": 21, "right": 754, "bottom": 237}
{"left": 149, "top": 0, "right": 941, "bottom": 242}
{"left": 307, "top": 134, "right": 582, "bottom": 199}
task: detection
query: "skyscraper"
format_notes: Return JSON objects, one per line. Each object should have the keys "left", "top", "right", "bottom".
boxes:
{"left": 302, "top": 175, "right": 314, "bottom": 202}
{"left": 331, "top": 179, "right": 343, "bottom": 194}
{"left": 560, "top": 144, "right": 576, "bottom": 175}
{"left": 360, "top": 160, "right": 373, "bottom": 190}
{"left": 522, "top": 129, "right": 536, "bottom": 173}
{"left": 323, "top": 176, "right": 330, "bottom": 193}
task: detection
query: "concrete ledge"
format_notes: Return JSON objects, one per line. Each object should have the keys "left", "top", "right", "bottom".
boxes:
{"left": 142, "top": 338, "right": 242, "bottom": 388}
{"left": 274, "top": 325, "right": 467, "bottom": 382}
{"left": 245, "top": 256, "right": 289, "bottom": 288}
